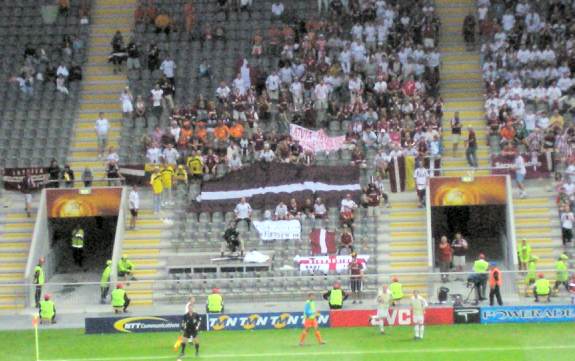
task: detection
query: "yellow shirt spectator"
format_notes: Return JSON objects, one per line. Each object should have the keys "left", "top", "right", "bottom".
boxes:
{"left": 160, "top": 166, "right": 174, "bottom": 189}
{"left": 150, "top": 172, "right": 163, "bottom": 194}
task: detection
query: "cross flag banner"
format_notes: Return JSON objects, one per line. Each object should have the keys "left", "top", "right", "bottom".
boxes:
{"left": 310, "top": 228, "right": 336, "bottom": 255}
{"left": 293, "top": 255, "right": 369, "bottom": 273}
{"left": 193, "top": 163, "right": 361, "bottom": 213}
{"left": 290, "top": 124, "right": 346, "bottom": 154}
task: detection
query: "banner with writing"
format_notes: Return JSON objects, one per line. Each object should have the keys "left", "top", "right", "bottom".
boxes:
{"left": 253, "top": 220, "right": 301, "bottom": 241}
{"left": 290, "top": 124, "right": 346, "bottom": 153}
{"left": 491, "top": 153, "right": 553, "bottom": 179}
{"left": 293, "top": 255, "right": 369, "bottom": 273}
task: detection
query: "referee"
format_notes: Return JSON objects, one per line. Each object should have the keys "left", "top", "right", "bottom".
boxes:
{"left": 177, "top": 305, "right": 202, "bottom": 360}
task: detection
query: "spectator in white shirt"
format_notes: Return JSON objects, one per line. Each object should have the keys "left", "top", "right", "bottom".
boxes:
{"left": 160, "top": 56, "right": 176, "bottom": 85}
{"left": 162, "top": 143, "right": 179, "bottom": 164}
{"left": 274, "top": 201, "right": 289, "bottom": 220}
{"left": 514, "top": 152, "right": 527, "bottom": 198}
{"left": 234, "top": 197, "right": 252, "bottom": 230}
{"left": 313, "top": 198, "right": 327, "bottom": 219}
{"left": 150, "top": 84, "right": 164, "bottom": 121}
{"left": 56, "top": 64, "right": 69, "bottom": 78}
{"left": 290, "top": 79, "right": 304, "bottom": 111}
{"left": 258, "top": 143, "right": 276, "bottom": 162}
{"left": 216, "top": 81, "right": 231, "bottom": 103}
{"left": 414, "top": 163, "right": 429, "bottom": 208}
{"left": 105, "top": 146, "right": 120, "bottom": 165}
{"left": 95, "top": 112, "right": 109, "bottom": 158}
{"left": 266, "top": 71, "right": 280, "bottom": 101}
{"left": 128, "top": 186, "right": 140, "bottom": 229}
{"left": 271, "top": 2, "right": 284, "bottom": 17}
{"left": 146, "top": 143, "right": 162, "bottom": 164}
{"left": 560, "top": 204, "right": 574, "bottom": 245}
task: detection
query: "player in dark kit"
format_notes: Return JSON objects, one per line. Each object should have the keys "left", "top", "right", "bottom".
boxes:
{"left": 177, "top": 305, "right": 202, "bottom": 360}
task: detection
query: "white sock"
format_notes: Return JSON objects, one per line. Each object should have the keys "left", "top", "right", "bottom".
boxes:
{"left": 379, "top": 320, "right": 384, "bottom": 332}
{"left": 420, "top": 325, "right": 424, "bottom": 338}
{"left": 414, "top": 325, "right": 419, "bottom": 338}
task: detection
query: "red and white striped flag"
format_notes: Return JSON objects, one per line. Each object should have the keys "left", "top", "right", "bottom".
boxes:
{"left": 310, "top": 228, "right": 336, "bottom": 255}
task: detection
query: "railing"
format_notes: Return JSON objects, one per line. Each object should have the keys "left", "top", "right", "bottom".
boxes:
{"left": 3, "top": 269, "right": 572, "bottom": 312}
{"left": 40, "top": 177, "right": 126, "bottom": 188}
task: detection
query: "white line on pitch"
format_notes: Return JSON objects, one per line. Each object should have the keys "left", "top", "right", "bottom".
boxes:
{"left": 40, "top": 344, "right": 575, "bottom": 361}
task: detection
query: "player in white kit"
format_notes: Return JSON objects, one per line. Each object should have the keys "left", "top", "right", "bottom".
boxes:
{"left": 410, "top": 290, "right": 428, "bottom": 340}
{"left": 372, "top": 284, "right": 392, "bottom": 334}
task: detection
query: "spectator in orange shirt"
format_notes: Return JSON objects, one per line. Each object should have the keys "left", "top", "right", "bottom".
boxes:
{"left": 229, "top": 122, "right": 244, "bottom": 140}
{"left": 183, "top": 3, "right": 195, "bottom": 33}
{"left": 214, "top": 122, "right": 230, "bottom": 151}
{"left": 178, "top": 121, "right": 193, "bottom": 150}
{"left": 499, "top": 122, "right": 516, "bottom": 144}
{"left": 195, "top": 126, "right": 207, "bottom": 143}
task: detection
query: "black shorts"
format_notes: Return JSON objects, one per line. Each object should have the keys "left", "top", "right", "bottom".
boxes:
{"left": 130, "top": 209, "right": 138, "bottom": 217}
{"left": 351, "top": 278, "right": 362, "bottom": 292}
{"left": 183, "top": 331, "right": 198, "bottom": 339}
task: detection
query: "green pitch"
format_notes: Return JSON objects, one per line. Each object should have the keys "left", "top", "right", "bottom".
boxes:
{"left": 1, "top": 323, "right": 574, "bottom": 361}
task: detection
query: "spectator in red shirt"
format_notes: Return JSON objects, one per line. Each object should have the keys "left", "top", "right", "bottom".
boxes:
{"left": 338, "top": 225, "right": 354, "bottom": 255}
{"left": 437, "top": 236, "right": 453, "bottom": 283}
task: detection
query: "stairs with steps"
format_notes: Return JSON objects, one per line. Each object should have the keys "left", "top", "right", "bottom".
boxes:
{"left": 68, "top": 0, "right": 137, "bottom": 181}
{"left": 437, "top": 0, "right": 490, "bottom": 176}
{"left": 0, "top": 193, "right": 37, "bottom": 311}
{"left": 512, "top": 187, "right": 563, "bottom": 269}
{"left": 377, "top": 192, "right": 429, "bottom": 296}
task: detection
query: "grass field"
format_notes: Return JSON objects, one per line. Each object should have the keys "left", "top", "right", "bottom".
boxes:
{"left": 2, "top": 324, "right": 575, "bottom": 361}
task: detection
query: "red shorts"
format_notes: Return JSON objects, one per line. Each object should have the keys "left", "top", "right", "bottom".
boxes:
{"left": 304, "top": 319, "right": 318, "bottom": 328}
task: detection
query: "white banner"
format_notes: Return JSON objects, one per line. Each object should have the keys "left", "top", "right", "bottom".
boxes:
{"left": 293, "top": 255, "right": 369, "bottom": 273}
{"left": 253, "top": 220, "right": 302, "bottom": 241}
{"left": 290, "top": 124, "right": 346, "bottom": 154}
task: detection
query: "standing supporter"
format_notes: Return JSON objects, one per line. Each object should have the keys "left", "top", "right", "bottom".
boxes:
{"left": 128, "top": 186, "right": 139, "bottom": 230}
{"left": 233, "top": 197, "right": 252, "bottom": 231}
{"left": 150, "top": 167, "right": 163, "bottom": 213}
{"left": 437, "top": 236, "right": 452, "bottom": 282}
{"left": 451, "top": 233, "right": 468, "bottom": 279}
{"left": 95, "top": 112, "right": 109, "bottom": 159}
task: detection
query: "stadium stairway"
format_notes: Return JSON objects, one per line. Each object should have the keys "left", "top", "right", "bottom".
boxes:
{"left": 0, "top": 193, "right": 36, "bottom": 312}
{"left": 378, "top": 192, "right": 429, "bottom": 297}
{"left": 120, "top": 190, "right": 168, "bottom": 307}
{"left": 437, "top": 0, "right": 490, "bottom": 176}
{"left": 68, "top": 0, "right": 136, "bottom": 181}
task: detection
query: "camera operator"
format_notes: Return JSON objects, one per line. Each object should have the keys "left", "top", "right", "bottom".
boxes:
{"left": 472, "top": 253, "right": 489, "bottom": 301}
{"left": 220, "top": 222, "right": 244, "bottom": 257}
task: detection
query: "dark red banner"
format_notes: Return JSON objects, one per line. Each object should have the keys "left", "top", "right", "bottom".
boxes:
{"left": 2, "top": 167, "right": 48, "bottom": 191}
{"left": 329, "top": 307, "right": 453, "bottom": 327}
{"left": 491, "top": 153, "right": 553, "bottom": 179}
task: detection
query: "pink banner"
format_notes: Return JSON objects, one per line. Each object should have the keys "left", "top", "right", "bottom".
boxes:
{"left": 290, "top": 124, "right": 346, "bottom": 153}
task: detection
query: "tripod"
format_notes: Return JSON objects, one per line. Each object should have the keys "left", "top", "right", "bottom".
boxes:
{"left": 464, "top": 283, "right": 478, "bottom": 305}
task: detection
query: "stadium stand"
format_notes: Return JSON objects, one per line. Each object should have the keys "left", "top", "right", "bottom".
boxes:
{"left": 0, "top": 0, "right": 92, "bottom": 311}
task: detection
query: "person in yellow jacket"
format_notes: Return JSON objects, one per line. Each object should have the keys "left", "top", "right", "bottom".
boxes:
{"left": 34, "top": 257, "right": 45, "bottom": 308}
{"left": 524, "top": 255, "right": 538, "bottom": 296}
{"left": 186, "top": 150, "right": 204, "bottom": 182}
{"left": 390, "top": 277, "right": 404, "bottom": 306}
{"left": 150, "top": 167, "right": 163, "bottom": 213}
{"left": 39, "top": 294, "right": 56, "bottom": 324}
{"left": 322, "top": 281, "right": 348, "bottom": 309}
{"left": 71, "top": 226, "right": 85, "bottom": 267}
{"left": 160, "top": 164, "right": 175, "bottom": 206}
{"left": 118, "top": 254, "right": 136, "bottom": 282}
{"left": 111, "top": 283, "right": 130, "bottom": 313}
{"left": 174, "top": 165, "right": 189, "bottom": 193}
{"left": 554, "top": 254, "right": 569, "bottom": 292}
{"left": 533, "top": 273, "right": 551, "bottom": 303}
{"left": 517, "top": 239, "right": 531, "bottom": 270}
{"left": 472, "top": 253, "right": 489, "bottom": 301}
{"left": 206, "top": 288, "right": 224, "bottom": 313}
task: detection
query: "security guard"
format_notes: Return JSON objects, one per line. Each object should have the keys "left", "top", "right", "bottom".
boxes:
{"left": 111, "top": 283, "right": 130, "bottom": 313}
{"left": 206, "top": 288, "right": 224, "bottom": 313}
{"left": 390, "top": 277, "right": 404, "bottom": 306}
{"left": 71, "top": 226, "right": 85, "bottom": 267}
{"left": 100, "top": 260, "right": 112, "bottom": 304}
{"left": 118, "top": 254, "right": 136, "bottom": 281}
{"left": 322, "top": 281, "right": 348, "bottom": 309}
{"left": 472, "top": 253, "right": 489, "bottom": 301}
{"left": 39, "top": 294, "right": 56, "bottom": 324}
{"left": 517, "top": 239, "right": 531, "bottom": 270}
{"left": 186, "top": 150, "right": 204, "bottom": 182}
{"left": 488, "top": 262, "right": 503, "bottom": 306}
{"left": 160, "top": 164, "right": 175, "bottom": 206}
{"left": 34, "top": 257, "right": 45, "bottom": 308}
{"left": 150, "top": 167, "right": 163, "bottom": 213}
{"left": 554, "top": 254, "right": 569, "bottom": 292}
{"left": 534, "top": 273, "right": 551, "bottom": 303}
{"left": 524, "top": 255, "right": 538, "bottom": 296}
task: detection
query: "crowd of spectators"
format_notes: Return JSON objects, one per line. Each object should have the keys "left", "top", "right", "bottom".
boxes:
{"left": 477, "top": 0, "right": 575, "bottom": 171}
{"left": 116, "top": 0, "right": 444, "bottom": 189}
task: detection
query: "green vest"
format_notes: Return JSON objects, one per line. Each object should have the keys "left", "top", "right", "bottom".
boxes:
{"left": 40, "top": 300, "right": 55, "bottom": 319}
{"left": 207, "top": 293, "right": 223, "bottom": 313}
{"left": 72, "top": 229, "right": 84, "bottom": 248}
{"left": 118, "top": 259, "right": 134, "bottom": 273}
{"left": 556, "top": 261, "right": 568, "bottom": 282}
{"left": 111, "top": 288, "right": 126, "bottom": 307}
{"left": 526, "top": 260, "right": 537, "bottom": 280}
{"left": 35, "top": 265, "right": 45, "bottom": 285}
{"left": 100, "top": 266, "right": 112, "bottom": 287}
{"left": 390, "top": 282, "right": 403, "bottom": 300}
{"left": 329, "top": 289, "right": 344, "bottom": 307}
{"left": 473, "top": 259, "right": 489, "bottom": 273}
{"left": 535, "top": 278, "right": 550, "bottom": 295}
{"left": 518, "top": 244, "right": 531, "bottom": 262}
